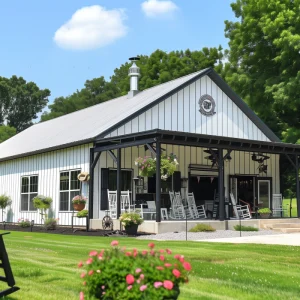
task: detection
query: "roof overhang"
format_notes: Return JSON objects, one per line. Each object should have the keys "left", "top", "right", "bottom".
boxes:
{"left": 95, "top": 129, "right": 300, "bottom": 155}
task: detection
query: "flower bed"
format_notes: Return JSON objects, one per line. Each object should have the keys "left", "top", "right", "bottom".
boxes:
{"left": 78, "top": 240, "right": 191, "bottom": 299}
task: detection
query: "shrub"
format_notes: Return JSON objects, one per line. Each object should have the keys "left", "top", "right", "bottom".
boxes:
{"left": 18, "top": 218, "right": 31, "bottom": 228}
{"left": 234, "top": 225, "right": 259, "bottom": 231}
{"left": 72, "top": 195, "right": 87, "bottom": 205}
{"left": 43, "top": 218, "right": 58, "bottom": 230}
{"left": 0, "top": 194, "right": 12, "bottom": 209}
{"left": 120, "top": 212, "right": 144, "bottom": 227}
{"left": 258, "top": 208, "right": 272, "bottom": 214}
{"left": 78, "top": 241, "right": 191, "bottom": 300}
{"left": 77, "top": 210, "right": 88, "bottom": 218}
{"left": 189, "top": 224, "right": 216, "bottom": 232}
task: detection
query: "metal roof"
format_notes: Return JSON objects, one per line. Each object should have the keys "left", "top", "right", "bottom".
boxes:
{"left": 0, "top": 69, "right": 210, "bottom": 161}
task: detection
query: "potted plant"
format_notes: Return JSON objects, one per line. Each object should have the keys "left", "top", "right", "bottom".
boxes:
{"left": 33, "top": 195, "right": 52, "bottom": 221}
{"left": 78, "top": 241, "right": 191, "bottom": 300}
{"left": 72, "top": 195, "right": 87, "bottom": 211}
{"left": 0, "top": 194, "right": 12, "bottom": 222}
{"left": 258, "top": 208, "right": 272, "bottom": 219}
{"left": 119, "top": 212, "right": 144, "bottom": 235}
{"left": 135, "top": 153, "right": 179, "bottom": 180}
{"left": 77, "top": 210, "right": 88, "bottom": 218}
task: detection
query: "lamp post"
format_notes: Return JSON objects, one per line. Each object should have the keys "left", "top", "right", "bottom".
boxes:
{"left": 133, "top": 177, "right": 140, "bottom": 209}
{"left": 30, "top": 220, "right": 34, "bottom": 232}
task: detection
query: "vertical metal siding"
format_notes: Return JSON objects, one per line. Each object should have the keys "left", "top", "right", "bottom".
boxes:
{"left": 104, "top": 75, "right": 271, "bottom": 142}
{"left": 0, "top": 144, "right": 92, "bottom": 225}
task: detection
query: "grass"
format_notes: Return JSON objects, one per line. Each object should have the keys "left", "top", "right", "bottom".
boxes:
{"left": 0, "top": 231, "right": 299, "bottom": 300}
{"left": 233, "top": 225, "right": 259, "bottom": 231}
{"left": 282, "top": 198, "right": 297, "bottom": 217}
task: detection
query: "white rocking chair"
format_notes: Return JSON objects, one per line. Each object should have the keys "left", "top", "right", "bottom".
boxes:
{"left": 186, "top": 192, "right": 207, "bottom": 219}
{"left": 272, "top": 194, "right": 288, "bottom": 217}
{"left": 230, "top": 193, "right": 252, "bottom": 219}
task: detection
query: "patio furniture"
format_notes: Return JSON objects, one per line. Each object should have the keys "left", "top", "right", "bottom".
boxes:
{"left": 106, "top": 190, "right": 134, "bottom": 219}
{"left": 272, "top": 194, "right": 288, "bottom": 217}
{"left": 139, "top": 201, "right": 168, "bottom": 220}
{"left": 186, "top": 192, "right": 207, "bottom": 219}
{"left": 229, "top": 193, "right": 252, "bottom": 219}
{"left": 169, "top": 192, "right": 187, "bottom": 219}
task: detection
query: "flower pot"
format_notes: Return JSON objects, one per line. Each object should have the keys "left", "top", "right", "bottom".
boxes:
{"left": 73, "top": 203, "right": 85, "bottom": 211}
{"left": 259, "top": 213, "right": 271, "bottom": 219}
{"left": 124, "top": 224, "right": 138, "bottom": 235}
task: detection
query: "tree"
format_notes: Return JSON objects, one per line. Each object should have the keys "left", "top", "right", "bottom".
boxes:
{"left": 41, "top": 48, "right": 224, "bottom": 122}
{"left": 0, "top": 76, "right": 50, "bottom": 132}
{"left": 224, "top": 0, "right": 300, "bottom": 142}
{"left": 0, "top": 125, "right": 16, "bottom": 143}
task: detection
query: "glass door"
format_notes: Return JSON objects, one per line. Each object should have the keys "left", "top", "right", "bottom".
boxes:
{"left": 256, "top": 178, "right": 272, "bottom": 208}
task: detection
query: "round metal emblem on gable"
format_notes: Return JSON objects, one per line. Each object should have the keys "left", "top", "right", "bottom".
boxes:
{"left": 198, "top": 94, "right": 216, "bottom": 116}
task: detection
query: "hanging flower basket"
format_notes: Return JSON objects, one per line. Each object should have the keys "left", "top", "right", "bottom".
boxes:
{"left": 72, "top": 195, "right": 87, "bottom": 211}
{"left": 135, "top": 153, "right": 179, "bottom": 180}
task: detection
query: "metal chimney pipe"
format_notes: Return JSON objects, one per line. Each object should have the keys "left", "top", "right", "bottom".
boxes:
{"left": 128, "top": 57, "right": 140, "bottom": 98}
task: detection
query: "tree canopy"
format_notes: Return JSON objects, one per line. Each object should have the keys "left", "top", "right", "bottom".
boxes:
{"left": 224, "top": 0, "right": 300, "bottom": 143}
{"left": 0, "top": 125, "right": 16, "bottom": 143}
{"left": 0, "top": 76, "right": 50, "bottom": 132}
{"left": 41, "top": 48, "right": 224, "bottom": 122}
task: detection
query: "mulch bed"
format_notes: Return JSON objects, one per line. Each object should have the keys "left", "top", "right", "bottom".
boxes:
{"left": 0, "top": 223, "right": 153, "bottom": 237}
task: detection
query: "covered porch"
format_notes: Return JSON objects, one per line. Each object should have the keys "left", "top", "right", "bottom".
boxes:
{"left": 88, "top": 129, "right": 300, "bottom": 229}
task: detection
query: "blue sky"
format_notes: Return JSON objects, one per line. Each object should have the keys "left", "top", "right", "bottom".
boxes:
{"left": 0, "top": 0, "right": 236, "bottom": 109}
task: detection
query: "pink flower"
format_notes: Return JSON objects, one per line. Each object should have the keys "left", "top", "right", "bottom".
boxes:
{"left": 163, "top": 280, "right": 174, "bottom": 290}
{"left": 148, "top": 242, "right": 155, "bottom": 249}
{"left": 172, "top": 269, "right": 181, "bottom": 278}
{"left": 89, "top": 250, "right": 98, "bottom": 256}
{"left": 154, "top": 281, "right": 163, "bottom": 288}
{"left": 78, "top": 261, "right": 83, "bottom": 268}
{"left": 156, "top": 266, "right": 164, "bottom": 270}
{"left": 174, "top": 254, "right": 181, "bottom": 260}
{"left": 126, "top": 274, "right": 135, "bottom": 285}
{"left": 80, "top": 272, "right": 86, "bottom": 278}
{"left": 79, "top": 291, "right": 84, "bottom": 300}
{"left": 136, "top": 268, "right": 142, "bottom": 274}
{"left": 150, "top": 250, "right": 155, "bottom": 256}
{"left": 179, "top": 256, "right": 185, "bottom": 263}
{"left": 137, "top": 279, "right": 141, "bottom": 284}
{"left": 140, "top": 285, "right": 147, "bottom": 292}
{"left": 159, "top": 249, "right": 165, "bottom": 253}
{"left": 86, "top": 258, "right": 93, "bottom": 265}
{"left": 127, "top": 285, "right": 133, "bottom": 290}
{"left": 159, "top": 255, "right": 165, "bottom": 261}
{"left": 142, "top": 250, "right": 148, "bottom": 255}
{"left": 88, "top": 270, "right": 94, "bottom": 276}
{"left": 164, "top": 263, "right": 172, "bottom": 267}
{"left": 125, "top": 252, "right": 132, "bottom": 256}
{"left": 111, "top": 240, "right": 119, "bottom": 247}
{"left": 166, "top": 249, "right": 172, "bottom": 254}
{"left": 83, "top": 281, "right": 86, "bottom": 286}
{"left": 140, "top": 274, "right": 144, "bottom": 280}
{"left": 101, "top": 285, "right": 105, "bottom": 290}
{"left": 183, "top": 262, "right": 192, "bottom": 271}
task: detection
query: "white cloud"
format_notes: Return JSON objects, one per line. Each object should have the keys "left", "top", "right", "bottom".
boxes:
{"left": 141, "top": 0, "right": 178, "bottom": 18}
{"left": 53, "top": 5, "right": 127, "bottom": 50}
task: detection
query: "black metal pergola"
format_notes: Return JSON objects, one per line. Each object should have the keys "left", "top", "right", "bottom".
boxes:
{"left": 88, "top": 129, "right": 300, "bottom": 221}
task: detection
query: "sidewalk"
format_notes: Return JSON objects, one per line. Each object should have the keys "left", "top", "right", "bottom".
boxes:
{"left": 196, "top": 233, "right": 300, "bottom": 246}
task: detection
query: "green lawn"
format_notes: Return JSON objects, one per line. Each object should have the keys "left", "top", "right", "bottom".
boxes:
{"left": 282, "top": 198, "right": 297, "bottom": 217}
{"left": 0, "top": 231, "right": 300, "bottom": 300}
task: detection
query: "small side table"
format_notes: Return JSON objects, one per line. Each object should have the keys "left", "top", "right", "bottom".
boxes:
{"left": 71, "top": 213, "right": 89, "bottom": 232}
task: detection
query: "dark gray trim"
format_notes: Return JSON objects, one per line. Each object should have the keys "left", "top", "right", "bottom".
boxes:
{"left": 155, "top": 139, "right": 161, "bottom": 222}
{"left": 296, "top": 155, "right": 300, "bottom": 218}
{"left": 207, "top": 71, "right": 280, "bottom": 142}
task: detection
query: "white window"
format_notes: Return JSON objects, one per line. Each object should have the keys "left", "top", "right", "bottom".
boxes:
{"left": 21, "top": 175, "right": 38, "bottom": 211}
{"left": 59, "top": 170, "right": 81, "bottom": 211}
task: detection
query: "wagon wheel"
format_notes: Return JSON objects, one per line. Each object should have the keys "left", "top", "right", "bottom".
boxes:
{"left": 102, "top": 216, "right": 113, "bottom": 231}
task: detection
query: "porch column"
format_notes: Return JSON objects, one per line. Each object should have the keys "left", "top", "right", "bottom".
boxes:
{"left": 117, "top": 148, "right": 122, "bottom": 219}
{"left": 218, "top": 148, "right": 225, "bottom": 221}
{"left": 89, "top": 148, "right": 94, "bottom": 220}
{"left": 156, "top": 139, "right": 161, "bottom": 222}
{"left": 89, "top": 150, "right": 101, "bottom": 220}
{"left": 296, "top": 155, "right": 300, "bottom": 218}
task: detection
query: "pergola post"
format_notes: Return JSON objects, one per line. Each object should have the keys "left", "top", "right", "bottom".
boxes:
{"left": 117, "top": 148, "right": 122, "bottom": 219}
{"left": 218, "top": 148, "right": 225, "bottom": 221}
{"left": 89, "top": 150, "right": 101, "bottom": 220}
{"left": 156, "top": 139, "right": 161, "bottom": 222}
{"left": 296, "top": 155, "right": 300, "bottom": 218}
